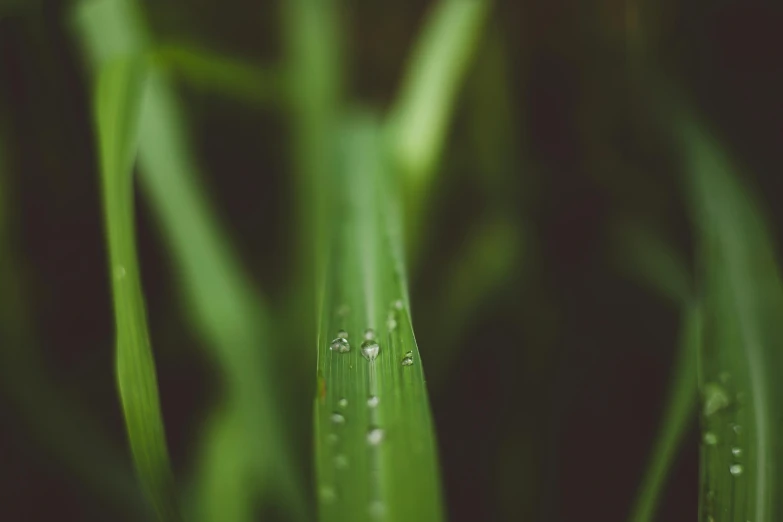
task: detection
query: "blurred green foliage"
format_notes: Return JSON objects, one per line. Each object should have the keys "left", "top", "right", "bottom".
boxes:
{"left": 0, "top": 0, "right": 782, "bottom": 521}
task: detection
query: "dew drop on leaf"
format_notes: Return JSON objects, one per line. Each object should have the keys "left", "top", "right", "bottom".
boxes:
{"left": 367, "top": 395, "right": 379, "bottom": 408}
{"left": 361, "top": 340, "right": 380, "bottom": 361}
{"left": 367, "top": 427, "right": 385, "bottom": 446}
{"left": 730, "top": 464, "right": 743, "bottom": 476}
{"left": 330, "top": 337, "right": 350, "bottom": 353}
{"left": 331, "top": 412, "right": 345, "bottom": 424}
{"left": 401, "top": 350, "right": 414, "bottom": 366}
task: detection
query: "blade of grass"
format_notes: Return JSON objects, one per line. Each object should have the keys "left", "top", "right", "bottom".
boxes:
{"left": 386, "top": 0, "right": 489, "bottom": 203}
{"left": 613, "top": 220, "right": 698, "bottom": 522}
{"left": 314, "top": 111, "right": 443, "bottom": 522}
{"left": 628, "top": 302, "right": 700, "bottom": 522}
{"left": 95, "top": 56, "right": 181, "bottom": 521}
{"left": 612, "top": 221, "right": 692, "bottom": 307}
{"left": 76, "top": 1, "right": 309, "bottom": 519}
{"left": 152, "top": 42, "right": 285, "bottom": 108}
{"left": 679, "top": 113, "right": 783, "bottom": 522}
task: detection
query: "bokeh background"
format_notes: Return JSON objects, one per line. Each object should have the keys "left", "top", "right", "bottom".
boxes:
{"left": 1, "top": 0, "right": 782, "bottom": 520}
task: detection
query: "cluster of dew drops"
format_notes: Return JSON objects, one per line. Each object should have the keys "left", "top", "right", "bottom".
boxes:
{"left": 325, "top": 300, "right": 411, "bottom": 483}
{"left": 702, "top": 378, "right": 745, "bottom": 479}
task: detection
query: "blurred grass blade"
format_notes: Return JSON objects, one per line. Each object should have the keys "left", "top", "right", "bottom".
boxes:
{"left": 613, "top": 218, "right": 697, "bottom": 522}
{"left": 153, "top": 42, "right": 285, "bottom": 107}
{"left": 77, "top": 1, "right": 308, "bottom": 519}
{"left": 629, "top": 302, "right": 700, "bottom": 522}
{"left": 612, "top": 221, "right": 692, "bottom": 306}
{"left": 680, "top": 114, "right": 783, "bottom": 522}
{"left": 386, "top": 0, "right": 489, "bottom": 196}
{"left": 315, "top": 111, "right": 443, "bottom": 521}
{"left": 95, "top": 57, "right": 181, "bottom": 521}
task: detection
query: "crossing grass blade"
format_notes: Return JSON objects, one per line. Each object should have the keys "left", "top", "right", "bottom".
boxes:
{"left": 77, "top": 1, "right": 309, "bottom": 520}
{"left": 314, "top": 111, "right": 444, "bottom": 522}
{"left": 94, "top": 56, "right": 181, "bottom": 521}
{"left": 613, "top": 221, "right": 698, "bottom": 522}
{"left": 152, "top": 42, "right": 285, "bottom": 108}
{"left": 679, "top": 113, "right": 783, "bottom": 522}
{"left": 628, "top": 303, "right": 700, "bottom": 522}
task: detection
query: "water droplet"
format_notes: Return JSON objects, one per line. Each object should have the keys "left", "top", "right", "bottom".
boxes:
{"left": 361, "top": 340, "right": 380, "bottom": 361}
{"left": 732, "top": 447, "right": 742, "bottom": 457}
{"left": 369, "top": 500, "right": 386, "bottom": 518}
{"left": 401, "top": 350, "right": 414, "bottom": 366}
{"left": 703, "top": 383, "right": 729, "bottom": 416}
{"left": 334, "top": 454, "right": 348, "bottom": 469}
{"left": 367, "top": 395, "right": 379, "bottom": 408}
{"left": 337, "top": 329, "right": 348, "bottom": 339}
{"left": 320, "top": 486, "right": 336, "bottom": 502}
{"left": 330, "top": 337, "right": 350, "bottom": 353}
{"left": 364, "top": 328, "right": 376, "bottom": 340}
{"left": 730, "top": 464, "right": 743, "bottom": 476}
{"left": 703, "top": 432, "right": 718, "bottom": 445}
{"left": 327, "top": 433, "right": 339, "bottom": 444}
{"left": 732, "top": 423, "right": 743, "bottom": 435}
{"left": 386, "top": 315, "right": 397, "bottom": 331}
{"left": 114, "top": 265, "right": 126, "bottom": 280}
{"left": 331, "top": 412, "right": 345, "bottom": 424}
{"left": 393, "top": 299, "right": 404, "bottom": 310}
{"left": 338, "top": 398, "right": 348, "bottom": 408}
{"left": 367, "top": 427, "right": 385, "bottom": 446}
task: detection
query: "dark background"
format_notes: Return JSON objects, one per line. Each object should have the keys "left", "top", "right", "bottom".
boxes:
{"left": 1, "top": 0, "right": 782, "bottom": 520}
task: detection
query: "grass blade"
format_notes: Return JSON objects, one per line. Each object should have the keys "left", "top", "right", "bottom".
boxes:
{"left": 76, "top": 1, "right": 309, "bottom": 519}
{"left": 613, "top": 220, "right": 697, "bottom": 522}
{"left": 386, "top": 0, "right": 489, "bottom": 197}
{"left": 153, "top": 42, "right": 285, "bottom": 108}
{"left": 629, "top": 303, "right": 700, "bottom": 522}
{"left": 95, "top": 56, "right": 181, "bottom": 521}
{"left": 314, "top": 111, "right": 443, "bottom": 521}
{"left": 680, "top": 114, "right": 783, "bottom": 522}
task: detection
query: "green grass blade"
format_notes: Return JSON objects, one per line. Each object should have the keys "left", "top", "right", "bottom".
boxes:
{"left": 314, "top": 111, "right": 443, "bottom": 522}
{"left": 153, "top": 42, "right": 285, "bottom": 108}
{"left": 95, "top": 56, "right": 181, "bottom": 521}
{"left": 629, "top": 302, "right": 700, "bottom": 522}
{"left": 613, "top": 220, "right": 697, "bottom": 522}
{"left": 386, "top": 0, "right": 489, "bottom": 197}
{"left": 76, "top": 2, "right": 309, "bottom": 519}
{"left": 680, "top": 115, "right": 783, "bottom": 522}
{"left": 612, "top": 221, "right": 692, "bottom": 306}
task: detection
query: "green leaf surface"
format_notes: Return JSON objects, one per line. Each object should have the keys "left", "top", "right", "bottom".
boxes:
{"left": 314, "top": 112, "right": 444, "bottom": 522}
{"left": 95, "top": 56, "right": 181, "bottom": 521}
{"left": 681, "top": 115, "right": 783, "bottom": 522}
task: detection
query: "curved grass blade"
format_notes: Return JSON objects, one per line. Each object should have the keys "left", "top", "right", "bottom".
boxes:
{"left": 629, "top": 302, "right": 700, "bottom": 522}
{"left": 314, "top": 111, "right": 443, "bottom": 522}
{"left": 95, "top": 56, "right": 181, "bottom": 521}
{"left": 680, "top": 114, "right": 783, "bottom": 522}
{"left": 613, "top": 221, "right": 698, "bottom": 522}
